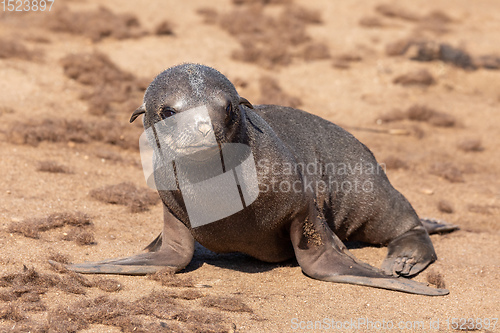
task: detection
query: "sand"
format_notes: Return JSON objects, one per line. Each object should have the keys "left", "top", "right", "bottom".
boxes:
{"left": 0, "top": 0, "right": 499, "bottom": 332}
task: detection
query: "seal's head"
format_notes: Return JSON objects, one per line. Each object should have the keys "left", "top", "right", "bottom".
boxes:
{"left": 130, "top": 64, "right": 253, "bottom": 158}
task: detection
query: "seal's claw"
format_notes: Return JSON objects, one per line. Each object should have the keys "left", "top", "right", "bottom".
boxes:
{"left": 400, "top": 258, "right": 417, "bottom": 275}
{"left": 382, "top": 256, "right": 419, "bottom": 276}
{"left": 382, "top": 226, "right": 437, "bottom": 277}
{"left": 393, "top": 257, "right": 406, "bottom": 275}
{"left": 382, "top": 253, "right": 434, "bottom": 277}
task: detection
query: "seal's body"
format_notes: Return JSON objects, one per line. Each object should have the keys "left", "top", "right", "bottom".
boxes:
{"left": 188, "top": 105, "right": 420, "bottom": 262}
{"left": 68, "top": 64, "right": 458, "bottom": 296}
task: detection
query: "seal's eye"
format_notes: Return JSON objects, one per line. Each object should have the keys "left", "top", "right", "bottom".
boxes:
{"left": 226, "top": 103, "right": 233, "bottom": 119}
{"left": 159, "top": 106, "right": 176, "bottom": 120}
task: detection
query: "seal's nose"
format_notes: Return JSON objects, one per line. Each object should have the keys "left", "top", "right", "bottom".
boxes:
{"left": 197, "top": 123, "right": 212, "bottom": 137}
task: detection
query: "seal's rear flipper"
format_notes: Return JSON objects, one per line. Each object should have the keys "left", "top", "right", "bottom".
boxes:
{"left": 290, "top": 212, "right": 449, "bottom": 296}
{"left": 321, "top": 275, "right": 448, "bottom": 296}
{"left": 420, "top": 218, "right": 459, "bottom": 234}
{"left": 65, "top": 205, "right": 194, "bottom": 275}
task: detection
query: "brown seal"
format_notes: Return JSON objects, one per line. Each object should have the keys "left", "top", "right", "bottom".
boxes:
{"left": 66, "top": 64, "right": 458, "bottom": 296}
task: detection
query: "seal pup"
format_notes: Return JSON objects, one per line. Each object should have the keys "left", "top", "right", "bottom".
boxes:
{"left": 66, "top": 64, "right": 458, "bottom": 296}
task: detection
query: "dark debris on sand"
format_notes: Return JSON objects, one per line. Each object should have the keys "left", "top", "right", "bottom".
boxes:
{"left": 386, "top": 39, "right": 500, "bottom": 71}
{"left": 62, "top": 229, "right": 96, "bottom": 246}
{"left": 46, "top": 291, "right": 235, "bottom": 332}
{"left": 437, "top": 200, "right": 454, "bottom": 214}
{"left": 155, "top": 20, "right": 175, "bottom": 35}
{"left": 7, "top": 117, "right": 140, "bottom": 150}
{"left": 89, "top": 182, "right": 160, "bottom": 213}
{"left": 406, "top": 105, "right": 456, "bottom": 127}
{"left": 0, "top": 304, "right": 26, "bottom": 322}
{"left": 199, "top": 2, "right": 326, "bottom": 68}
{"left": 363, "top": 4, "right": 455, "bottom": 34}
{"left": 60, "top": 51, "right": 147, "bottom": 116}
{"left": 393, "top": 69, "right": 436, "bottom": 86}
{"left": 0, "top": 267, "right": 87, "bottom": 300}
{"left": 457, "top": 139, "right": 484, "bottom": 152}
{"left": 8, "top": 212, "right": 92, "bottom": 240}
{"left": 378, "top": 104, "right": 456, "bottom": 128}
{"left": 372, "top": 4, "right": 500, "bottom": 70}
{"left": 36, "top": 160, "right": 72, "bottom": 174}
{"left": 426, "top": 270, "right": 446, "bottom": 289}
{"left": 147, "top": 268, "right": 196, "bottom": 288}
{"left": 429, "top": 162, "right": 465, "bottom": 183}
{"left": 332, "top": 53, "right": 363, "bottom": 69}
{"left": 0, "top": 266, "right": 127, "bottom": 314}
{"left": 94, "top": 278, "right": 123, "bottom": 293}
{"left": 301, "top": 42, "right": 331, "bottom": 62}
{"left": 382, "top": 156, "right": 409, "bottom": 170}
{"left": 467, "top": 204, "right": 495, "bottom": 215}
{"left": 1, "top": 265, "right": 247, "bottom": 332}
{"left": 375, "top": 4, "right": 420, "bottom": 22}
{"left": 201, "top": 296, "right": 254, "bottom": 313}
{"left": 48, "top": 253, "right": 70, "bottom": 265}
{"left": 46, "top": 6, "right": 147, "bottom": 42}
{"left": 0, "top": 38, "right": 41, "bottom": 61}
{"left": 258, "top": 76, "right": 302, "bottom": 108}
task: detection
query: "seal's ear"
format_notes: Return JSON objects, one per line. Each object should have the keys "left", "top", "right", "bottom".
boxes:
{"left": 130, "top": 104, "right": 146, "bottom": 123}
{"left": 239, "top": 97, "right": 254, "bottom": 109}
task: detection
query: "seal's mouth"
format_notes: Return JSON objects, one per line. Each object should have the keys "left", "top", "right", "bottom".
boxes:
{"left": 186, "top": 144, "right": 217, "bottom": 149}
{"left": 177, "top": 143, "right": 218, "bottom": 153}
{"left": 177, "top": 144, "right": 220, "bottom": 161}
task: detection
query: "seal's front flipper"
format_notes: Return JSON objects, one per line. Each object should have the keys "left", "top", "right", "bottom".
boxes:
{"left": 420, "top": 218, "right": 459, "bottom": 234}
{"left": 60, "top": 254, "right": 176, "bottom": 275}
{"left": 65, "top": 205, "right": 194, "bottom": 275}
{"left": 290, "top": 212, "right": 449, "bottom": 296}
